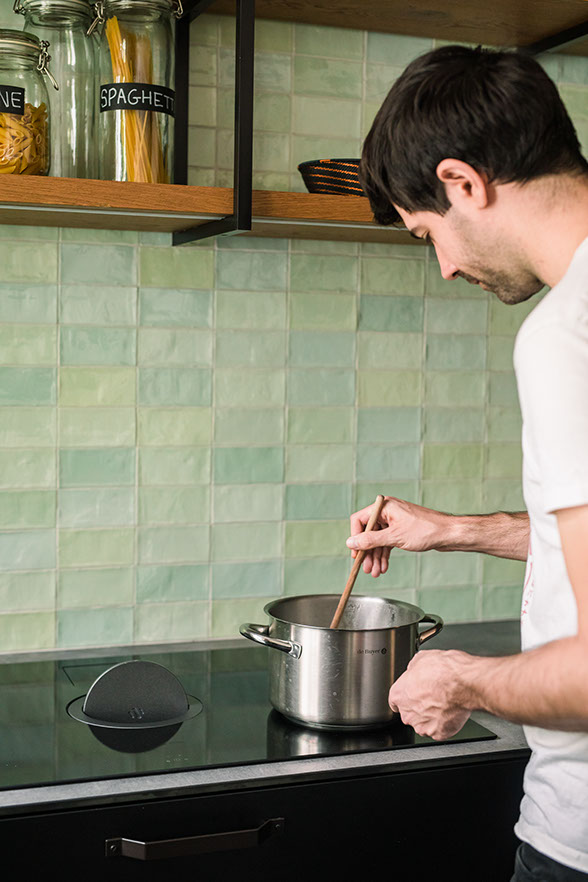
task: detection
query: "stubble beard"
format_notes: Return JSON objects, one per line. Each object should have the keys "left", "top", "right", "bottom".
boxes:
{"left": 458, "top": 268, "right": 544, "bottom": 304}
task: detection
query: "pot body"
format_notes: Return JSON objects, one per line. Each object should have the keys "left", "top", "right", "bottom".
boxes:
{"left": 240, "top": 594, "right": 443, "bottom": 730}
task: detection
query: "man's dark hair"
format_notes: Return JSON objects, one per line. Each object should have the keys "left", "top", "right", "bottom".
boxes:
{"left": 360, "top": 45, "right": 588, "bottom": 225}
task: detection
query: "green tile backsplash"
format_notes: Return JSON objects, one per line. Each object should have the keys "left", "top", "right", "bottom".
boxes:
{"left": 0, "top": 6, "right": 585, "bottom": 650}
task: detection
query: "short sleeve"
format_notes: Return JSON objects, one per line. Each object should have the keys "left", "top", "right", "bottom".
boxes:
{"left": 514, "top": 320, "right": 588, "bottom": 514}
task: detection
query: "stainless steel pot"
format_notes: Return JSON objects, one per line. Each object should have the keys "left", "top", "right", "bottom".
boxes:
{"left": 240, "top": 594, "right": 443, "bottom": 731}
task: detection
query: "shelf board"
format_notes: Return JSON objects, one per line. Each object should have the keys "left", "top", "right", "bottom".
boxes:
{"left": 212, "top": 0, "right": 588, "bottom": 55}
{"left": 0, "top": 176, "right": 418, "bottom": 244}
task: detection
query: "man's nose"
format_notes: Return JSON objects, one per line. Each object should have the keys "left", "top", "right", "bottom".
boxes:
{"left": 436, "top": 250, "right": 459, "bottom": 281}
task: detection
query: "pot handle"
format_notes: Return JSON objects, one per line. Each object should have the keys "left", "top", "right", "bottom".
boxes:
{"left": 239, "top": 623, "right": 302, "bottom": 659}
{"left": 417, "top": 613, "right": 444, "bottom": 646}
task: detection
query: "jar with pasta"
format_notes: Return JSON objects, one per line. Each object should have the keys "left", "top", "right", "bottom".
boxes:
{"left": 90, "top": 0, "right": 181, "bottom": 184}
{"left": 0, "top": 29, "right": 58, "bottom": 175}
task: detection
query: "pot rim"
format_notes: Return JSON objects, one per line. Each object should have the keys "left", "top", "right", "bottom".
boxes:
{"left": 263, "top": 593, "right": 427, "bottom": 632}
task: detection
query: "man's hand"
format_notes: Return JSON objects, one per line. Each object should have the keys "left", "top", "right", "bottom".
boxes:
{"left": 389, "top": 650, "right": 474, "bottom": 740}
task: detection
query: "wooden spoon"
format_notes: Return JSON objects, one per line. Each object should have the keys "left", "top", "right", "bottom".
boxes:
{"left": 330, "top": 494, "right": 386, "bottom": 629}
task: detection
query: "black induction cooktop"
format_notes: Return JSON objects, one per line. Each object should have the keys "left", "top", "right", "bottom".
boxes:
{"left": 0, "top": 644, "right": 496, "bottom": 792}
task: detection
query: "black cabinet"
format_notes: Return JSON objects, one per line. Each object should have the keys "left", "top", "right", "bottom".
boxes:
{"left": 2, "top": 755, "right": 526, "bottom": 881}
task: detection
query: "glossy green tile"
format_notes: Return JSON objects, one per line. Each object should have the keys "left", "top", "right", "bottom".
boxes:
{"left": 60, "top": 285, "right": 137, "bottom": 325}
{"left": 0, "top": 408, "right": 56, "bottom": 447}
{"left": 354, "top": 482, "right": 418, "bottom": 510}
{"left": 215, "top": 408, "right": 284, "bottom": 444}
{"left": 287, "top": 408, "right": 353, "bottom": 444}
{"left": 487, "top": 407, "right": 522, "bottom": 442}
{"left": 211, "top": 597, "right": 269, "bottom": 638}
{"left": 365, "top": 62, "right": 404, "bottom": 102}
{"left": 137, "top": 564, "right": 208, "bottom": 602}
{"left": 139, "top": 447, "right": 211, "bottom": 484}
{"left": 190, "top": 42, "right": 217, "bottom": 85}
{"left": 61, "top": 244, "right": 136, "bottom": 286}
{"left": 357, "top": 332, "right": 422, "bottom": 370}
{"left": 138, "top": 526, "right": 209, "bottom": 564}
{"left": 138, "top": 367, "right": 211, "bottom": 406}
{"left": 0, "top": 242, "right": 57, "bottom": 283}
{"left": 292, "top": 135, "right": 361, "bottom": 170}
{"left": 217, "top": 236, "right": 288, "bottom": 252}
{"left": 254, "top": 18, "right": 292, "bottom": 52}
{"left": 215, "top": 369, "right": 285, "bottom": 407}
{"left": 216, "top": 291, "right": 286, "bottom": 329}
{"left": 60, "top": 448, "right": 135, "bottom": 487}
{"left": 425, "top": 371, "right": 485, "bottom": 406}
{"left": 216, "top": 332, "right": 285, "bottom": 368}
{"left": 285, "top": 445, "right": 353, "bottom": 482}
{"left": 61, "top": 228, "right": 138, "bottom": 244}
{"left": 422, "top": 444, "right": 484, "bottom": 479}
{"left": 0, "top": 368, "right": 55, "bottom": 405}
{"left": 283, "top": 555, "right": 350, "bottom": 596}
{"left": 357, "top": 370, "right": 421, "bottom": 406}
{"left": 0, "top": 450, "right": 54, "bottom": 488}
{"left": 417, "top": 586, "right": 479, "bottom": 623}
{"left": 188, "top": 127, "right": 216, "bottom": 169}
{"left": 288, "top": 331, "right": 354, "bottom": 367}
{"left": 357, "top": 407, "right": 421, "bottom": 444}
{"left": 59, "top": 408, "right": 135, "bottom": 447}
{"left": 292, "top": 95, "right": 361, "bottom": 138}
{"left": 58, "top": 568, "right": 134, "bottom": 608}
{"left": 60, "top": 327, "right": 135, "bottom": 366}
{"left": 285, "top": 520, "right": 348, "bottom": 558}
{"left": 481, "top": 584, "right": 523, "bottom": 620}
{"left": 139, "top": 232, "right": 173, "bottom": 246}
{"left": 489, "top": 372, "right": 519, "bottom": 407}
{"left": 486, "top": 443, "right": 522, "bottom": 479}
{"left": 367, "top": 32, "right": 433, "bottom": 65}
{"left": 58, "top": 607, "right": 133, "bottom": 648}
{"left": 60, "top": 366, "right": 135, "bottom": 407}
{"left": 135, "top": 601, "right": 208, "bottom": 642}
{"left": 211, "top": 523, "right": 281, "bottom": 561}
{"left": 214, "top": 447, "right": 283, "bottom": 483}
{"left": 0, "top": 325, "right": 55, "bottom": 365}
{"left": 482, "top": 556, "right": 526, "bottom": 586}
{"left": 138, "top": 328, "right": 212, "bottom": 367}
{"left": 0, "top": 491, "right": 54, "bottom": 528}
{"left": 420, "top": 548, "right": 479, "bottom": 588}
{"left": 560, "top": 54, "right": 588, "bottom": 85}
{"left": 359, "top": 295, "right": 423, "bottom": 332}
{"left": 139, "top": 288, "right": 212, "bottom": 327}
{"left": 421, "top": 480, "right": 482, "bottom": 512}
{"left": 559, "top": 84, "right": 588, "bottom": 119}
{"left": 285, "top": 483, "right": 351, "bottom": 520}
{"left": 189, "top": 85, "right": 217, "bottom": 127}
{"left": 59, "top": 488, "right": 135, "bottom": 527}
{"left": 426, "top": 335, "right": 486, "bottom": 371}
{"left": 59, "top": 529, "right": 134, "bottom": 568}
{"left": 0, "top": 530, "right": 55, "bottom": 570}
{"left": 356, "top": 445, "right": 420, "bottom": 481}
{"left": 294, "top": 22, "right": 363, "bottom": 58}
{"left": 292, "top": 239, "right": 359, "bottom": 255}
{"left": 291, "top": 254, "right": 358, "bottom": 293}
{"left": 139, "top": 486, "right": 210, "bottom": 525}
{"left": 288, "top": 369, "right": 354, "bottom": 406}
{"left": 220, "top": 47, "right": 291, "bottom": 92}
{"left": 426, "top": 298, "right": 487, "bottom": 334}
{"left": 252, "top": 92, "right": 292, "bottom": 133}
{"left": 0, "top": 612, "right": 54, "bottom": 650}
{"left": 212, "top": 560, "right": 281, "bottom": 598}
{"left": 214, "top": 484, "right": 283, "bottom": 523}
{"left": 361, "top": 258, "right": 425, "bottom": 296}
{"left": 488, "top": 336, "right": 515, "bottom": 371}
{"left": 140, "top": 247, "right": 213, "bottom": 289}
{"left": 290, "top": 292, "right": 356, "bottom": 331}
{"left": 0, "top": 225, "right": 57, "bottom": 240}
{"left": 137, "top": 408, "right": 211, "bottom": 446}
{"left": 189, "top": 12, "right": 218, "bottom": 46}
{"left": 488, "top": 298, "right": 535, "bottom": 335}
{"left": 0, "top": 571, "right": 54, "bottom": 611}
{"left": 426, "top": 263, "right": 485, "bottom": 298}
{"left": 482, "top": 479, "right": 525, "bottom": 512}
{"left": 216, "top": 250, "right": 287, "bottom": 291}
{"left": 424, "top": 408, "right": 484, "bottom": 442}
{"left": 293, "top": 56, "right": 362, "bottom": 99}
{"left": 0, "top": 284, "right": 57, "bottom": 324}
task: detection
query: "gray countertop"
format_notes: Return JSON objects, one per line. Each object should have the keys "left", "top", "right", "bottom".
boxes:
{"left": 0, "top": 619, "right": 529, "bottom": 816}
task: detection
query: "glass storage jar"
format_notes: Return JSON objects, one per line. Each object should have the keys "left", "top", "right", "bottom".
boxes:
{"left": 91, "top": 0, "right": 181, "bottom": 184}
{"left": 14, "top": 0, "right": 97, "bottom": 178}
{"left": 0, "top": 28, "right": 57, "bottom": 175}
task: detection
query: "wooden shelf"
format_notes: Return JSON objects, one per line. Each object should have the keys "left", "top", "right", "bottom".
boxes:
{"left": 213, "top": 0, "right": 588, "bottom": 56}
{"left": 0, "top": 176, "right": 419, "bottom": 244}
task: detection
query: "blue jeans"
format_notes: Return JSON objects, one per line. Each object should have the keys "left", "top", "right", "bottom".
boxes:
{"left": 511, "top": 843, "right": 588, "bottom": 881}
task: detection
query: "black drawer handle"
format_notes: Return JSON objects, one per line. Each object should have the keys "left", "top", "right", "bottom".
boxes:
{"left": 105, "top": 817, "right": 285, "bottom": 860}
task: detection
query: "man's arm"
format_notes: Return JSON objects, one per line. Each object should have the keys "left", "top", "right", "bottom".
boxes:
{"left": 347, "top": 497, "right": 529, "bottom": 576}
{"left": 389, "top": 504, "right": 588, "bottom": 739}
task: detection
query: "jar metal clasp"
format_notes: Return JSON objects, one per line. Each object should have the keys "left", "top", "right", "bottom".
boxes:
{"left": 87, "top": 0, "right": 105, "bottom": 36}
{"left": 37, "top": 40, "right": 59, "bottom": 90}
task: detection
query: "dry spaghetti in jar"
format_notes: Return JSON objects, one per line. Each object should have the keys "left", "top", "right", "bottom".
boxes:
{"left": 0, "top": 29, "right": 58, "bottom": 175}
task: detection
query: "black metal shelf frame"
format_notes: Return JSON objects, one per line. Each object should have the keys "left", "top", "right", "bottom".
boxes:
{"left": 173, "top": 0, "right": 254, "bottom": 245}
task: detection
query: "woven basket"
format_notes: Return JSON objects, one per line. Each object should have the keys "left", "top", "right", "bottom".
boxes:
{"left": 298, "top": 158, "right": 365, "bottom": 196}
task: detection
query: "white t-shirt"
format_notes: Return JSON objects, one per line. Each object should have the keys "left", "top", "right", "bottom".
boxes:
{"left": 513, "top": 235, "right": 588, "bottom": 873}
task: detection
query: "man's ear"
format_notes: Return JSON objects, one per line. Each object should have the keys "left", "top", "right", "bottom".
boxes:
{"left": 436, "top": 158, "right": 490, "bottom": 210}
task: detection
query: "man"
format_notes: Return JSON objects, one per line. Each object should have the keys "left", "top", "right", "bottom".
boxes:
{"left": 347, "top": 45, "right": 588, "bottom": 881}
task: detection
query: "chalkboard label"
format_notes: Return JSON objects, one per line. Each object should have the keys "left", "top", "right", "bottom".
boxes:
{"left": 0, "top": 86, "right": 24, "bottom": 116}
{"left": 100, "top": 83, "right": 175, "bottom": 116}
